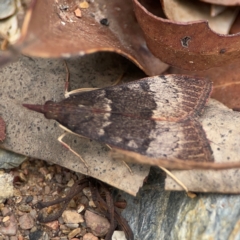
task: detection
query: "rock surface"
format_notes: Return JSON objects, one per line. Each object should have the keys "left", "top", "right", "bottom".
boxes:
{"left": 122, "top": 167, "right": 240, "bottom": 239}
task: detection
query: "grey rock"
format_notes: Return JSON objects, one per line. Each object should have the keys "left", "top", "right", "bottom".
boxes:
{"left": 65, "top": 223, "right": 79, "bottom": 229}
{"left": 0, "top": 149, "right": 27, "bottom": 169}
{"left": 122, "top": 167, "right": 240, "bottom": 240}
{"left": 29, "top": 230, "right": 49, "bottom": 240}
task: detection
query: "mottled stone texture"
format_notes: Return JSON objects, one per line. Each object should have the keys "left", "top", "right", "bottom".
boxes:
{"left": 122, "top": 167, "right": 240, "bottom": 240}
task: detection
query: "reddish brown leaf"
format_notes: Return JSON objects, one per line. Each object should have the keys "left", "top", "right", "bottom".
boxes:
{"left": 200, "top": 0, "right": 240, "bottom": 6}
{"left": 20, "top": 0, "right": 168, "bottom": 76}
{"left": 230, "top": 11, "right": 240, "bottom": 34}
{"left": 133, "top": 0, "right": 240, "bottom": 71}
{"left": 0, "top": 116, "right": 6, "bottom": 142}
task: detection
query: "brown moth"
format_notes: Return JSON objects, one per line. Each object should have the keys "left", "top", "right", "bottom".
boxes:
{"left": 23, "top": 75, "right": 214, "bottom": 165}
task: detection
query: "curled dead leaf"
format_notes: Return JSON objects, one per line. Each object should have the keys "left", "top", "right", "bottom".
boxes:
{"left": 200, "top": 0, "right": 240, "bottom": 6}
{"left": 133, "top": 0, "right": 240, "bottom": 71}
{"left": 0, "top": 116, "right": 6, "bottom": 142}
{"left": 19, "top": 0, "right": 168, "bottom": 76}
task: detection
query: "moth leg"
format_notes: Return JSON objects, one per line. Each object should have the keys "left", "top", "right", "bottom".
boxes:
{"left": 59, "top": 124, "right": 89, "bottom": 139}
{"left": 106, "top": 145, "right": 133, "bottom": 175}
{"left": 63, "top": 61, "right": 124, "bottom": 98}
{"left": 63, "top": 61, "right": 98, "bottom": 98}
{"left": 158, "top": 166, "right": 196, "bottom": 198}
{"left": 58, "top": 132, "right": 89, "bottom": 170}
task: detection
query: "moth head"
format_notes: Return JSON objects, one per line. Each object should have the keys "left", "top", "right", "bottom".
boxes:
{"left": 23, "top": 100, "right": 61, "bottom": 120}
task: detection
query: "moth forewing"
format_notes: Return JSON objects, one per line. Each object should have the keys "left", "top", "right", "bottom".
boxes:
{"left": 23, "top": 75, "right": 213, "bottom": 171}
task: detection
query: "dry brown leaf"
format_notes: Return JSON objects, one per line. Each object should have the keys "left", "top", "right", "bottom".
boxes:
{"left": 19, "top": 0, "right": 168, "bottom": 76}
{"left": 230, "top": 11, "right": 240, "bottom": 33}
{"left": 161, "top": 0, "right": 238, "bottom": 34}
{"left": 133, "top": 0, "right": 240, "bottom": 71}
{"left": 0, "top": 117, "right": 6, "bottom": 142}
{"left": 168, "top": 58, "right": 240, "bottom": 109}
{"left": 200, "top": 0, "right": 240, "bottom": 6}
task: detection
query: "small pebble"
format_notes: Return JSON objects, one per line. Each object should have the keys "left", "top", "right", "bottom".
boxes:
{"left": 29, "top": 230, "right": 49, "bottom": 240}
{"left": 3, "top": 218, "right": 10, "bottom": 227}
{"left": 112, "top": 231, "right": 127, "bottom": 240}
{"left": 3, "top": 215, "right": 10, "bottom": 222}
{"left": 58, "top": 216, "right": 64, "bottom": 224}
{"left": 18, "top": 204, "right": 32, "bottom": 212}
{"left": 68, "top": 228, "right": 81, "bottom": 239}
{"left": 18, "top": 235, "right": 24, "bottom": 240}
{"left": 68, "top": 199, "right": 76, "bottom": 208}
{"left": 84, "top": 210, "right": 110, "bottom": 237}
{"left": 60, "top": 237, "right": 68, "bottom": 240}
{"left": 1, "top": 207, "right": 11, "bottom": 216}
{"left": 44, "top": 220, "right": 59, "bottom": 230}
{"left": 39, "top": 167, "right": 49, "bottom": 176}
{"left": 83, "top": 233, "right": 98, "bottom": 240}
{"left": 79, "top": 0, "right": 89, "bottom": 9}
{"left": 19, "top": 213, "right": 34, "bottom": 230}
{"left": 44, "top": 185, "right": 51, "bottom": 194}
{"left": 62, "top": 210, "right": 84, "bottom": 224}
{"left": 67, "top": 179, "right": 74, "bottom": 187}
{"left": 25, "top": 195, "right": 33, "bottom": 204}
{"left": 45, "top": 173, "right": 52, "bottom": 181}
{"left": 60, "top": 224, "right": 68, "bottom": 230}
{"left": 82, "top": 187, "right": 91, "bottom": 199}
{"left": 77, "top": 204, "right": 85, "bottom": 213}
{"left": 65, "top": 223, "right": 79, "bottom": 229}
{"left": 89, "top": 200, "right": 96, "bottom": 208}
{"left": 29, "top": 209, "right": 37, "bottom": 219}
{"left": 0, "top": 214, "right": 17, "bottom": 235}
